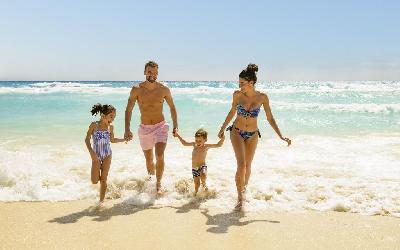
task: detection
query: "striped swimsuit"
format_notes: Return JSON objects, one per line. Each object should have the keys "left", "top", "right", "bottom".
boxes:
{"left": 92, "top": 122, "right": 112, "bottom": 162}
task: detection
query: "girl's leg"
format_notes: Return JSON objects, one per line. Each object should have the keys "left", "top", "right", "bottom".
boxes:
{"left": 230, "top": 130, "right": 246, "bottom": 205}
{"left": 244, "top": 134, "right": 259, "bottom": 189}
{"left": 99, "top": 155, "right": 112, "bottom": 202}
{"left": 193, "top": 177, "right": 200, "bottom": 195}
{"left": 91, "top": 159, "right": 101, "bottom": 184}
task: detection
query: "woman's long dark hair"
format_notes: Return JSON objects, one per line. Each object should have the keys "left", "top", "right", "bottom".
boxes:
{"left": 239, "top": 63, "right": 258, "bottom": 84}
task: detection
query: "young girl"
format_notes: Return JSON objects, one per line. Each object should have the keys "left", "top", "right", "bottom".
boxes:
{"left": 85, "top": 103, "right": 126, "bottom": 204}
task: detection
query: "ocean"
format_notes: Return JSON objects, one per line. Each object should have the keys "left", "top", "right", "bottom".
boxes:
{"left": 0, "top": 80, "right": 399, "bottom": 216}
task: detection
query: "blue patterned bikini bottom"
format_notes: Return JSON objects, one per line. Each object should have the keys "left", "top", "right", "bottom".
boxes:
{"left": 226, "top": 125, "right": 261, "bottom": 141}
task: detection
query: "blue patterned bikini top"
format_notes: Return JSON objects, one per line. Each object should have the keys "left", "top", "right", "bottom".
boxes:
{"left": 236, "top": 104, "right": 261, "bottom": 118}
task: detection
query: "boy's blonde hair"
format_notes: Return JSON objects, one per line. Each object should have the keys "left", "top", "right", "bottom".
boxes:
{"left": 195, "top": 129, "right": 208, "bottom": 140}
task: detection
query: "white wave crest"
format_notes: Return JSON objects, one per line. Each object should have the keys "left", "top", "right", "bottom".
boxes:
{"left": 193, "top": 98, "right": 230, "bottom": 104}
{"left": 272, "top": 102, "right": 400, "bottom": 114}
{"left": 1, "top": 81, "right": 400, "bottom": 95}
{"left": 0, "top": 134, "right": 399, "bottom": 217}
{"left": 0, "top": 82, "right": 131, "bottom": 94}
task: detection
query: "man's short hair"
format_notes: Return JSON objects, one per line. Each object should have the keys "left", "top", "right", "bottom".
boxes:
{"left": 145, "top": 61, "right": 159, "bottom": 69}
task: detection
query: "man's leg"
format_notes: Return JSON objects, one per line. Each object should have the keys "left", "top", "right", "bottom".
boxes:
{"left": 142, "top": 149, "right": 155, "bottom": 175}
{"left": 154, "top": 142, "right": 167, "bottom": 191}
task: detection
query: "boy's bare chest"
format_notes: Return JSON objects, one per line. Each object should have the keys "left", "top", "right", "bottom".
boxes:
{"left": 192, "top": 147, "right": 208, "bottom": 157}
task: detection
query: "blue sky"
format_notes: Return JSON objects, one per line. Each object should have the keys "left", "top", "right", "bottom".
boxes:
{"left": 1, "top": 0, "right": 399, "bottom": 81}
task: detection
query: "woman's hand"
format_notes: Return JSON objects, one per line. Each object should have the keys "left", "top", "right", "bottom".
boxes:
{"left": 281, "top": 136, "right": 291, "bottom": 146}
{"left": 218, "top": 128, "right": 225, "bottom": 139}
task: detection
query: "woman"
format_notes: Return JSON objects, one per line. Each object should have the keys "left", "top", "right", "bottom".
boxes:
{"left": 218, "top": 64, "right": 291, "bottom": 210}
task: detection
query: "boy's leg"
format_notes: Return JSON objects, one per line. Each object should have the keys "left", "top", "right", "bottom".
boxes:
{"left": 200, "top": 168, "right": 208, "bottom": 191}
{"left": 193, "top": 176, "right": 200, "bottom": 195}
{"left": 91, "top": 159, "right": 101, "bottom": 184}
{"left": 99, "top": 155, "right": 112, "bottom": 202}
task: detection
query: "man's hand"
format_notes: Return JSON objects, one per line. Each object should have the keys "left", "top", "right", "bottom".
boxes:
{"left": 172, "top": 127, "right": 178, "bottom": 137}
{"left": 124, "top": 130, "right": 133, "bottom": 141}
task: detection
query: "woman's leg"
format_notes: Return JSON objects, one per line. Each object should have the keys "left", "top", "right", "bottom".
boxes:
{"left": 244, "top": 134, "right": 259, "bottom": 189}
{"left": 99, "top": 155, "right": 112, "bottom": 202}
{"left": 230, "top": 130, "right": 246, "bottom": 203}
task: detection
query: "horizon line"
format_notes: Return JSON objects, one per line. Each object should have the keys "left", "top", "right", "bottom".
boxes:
{"left": 1, "top": 79, "right": 399, "bottom": 82}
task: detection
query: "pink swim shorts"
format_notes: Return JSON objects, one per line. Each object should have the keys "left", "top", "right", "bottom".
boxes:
{"left": 138, "top": 120, "right": 169, "bottom": 150}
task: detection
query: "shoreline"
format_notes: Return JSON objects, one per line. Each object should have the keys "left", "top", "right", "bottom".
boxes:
{"left": 1, "top": 200, "right": 399, "bottom": 249}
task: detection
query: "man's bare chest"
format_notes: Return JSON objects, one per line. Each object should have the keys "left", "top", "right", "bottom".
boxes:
{"left": 137, "top": 90, "right": 165, "bottom": 103}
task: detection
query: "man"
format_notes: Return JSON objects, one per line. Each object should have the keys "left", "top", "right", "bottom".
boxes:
{"left": 124, "top": 61, "right": 178, "bottom": 193}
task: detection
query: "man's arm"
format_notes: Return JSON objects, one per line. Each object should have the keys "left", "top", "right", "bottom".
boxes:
{"left": 164, "top": 87, "right": 178, "bottom": 135}
{"left": 124, "top": 87, "right": 138, "bottom": 140}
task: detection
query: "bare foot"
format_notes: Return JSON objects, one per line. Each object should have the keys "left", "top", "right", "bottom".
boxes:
{"left": 202, "top": 183, "right": 209, "bottom": 192}
{"left": 146, "top": 175, "right": 155, "bottom": 181}
{"left": 89, "top": 201, "right": 104, "bottom": 212}
{"left": 156, "top": 182, "right": 167, "bottom": 195}
{"left": 234, "top": 200, "right": 243, "bottom": 211}
{"left": 242, "top": 189, "right": 246, "bottom": 201}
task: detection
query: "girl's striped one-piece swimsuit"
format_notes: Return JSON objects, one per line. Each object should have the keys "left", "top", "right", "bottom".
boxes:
{"left": 92, "top": 122, "right": 112, "bottom": 162}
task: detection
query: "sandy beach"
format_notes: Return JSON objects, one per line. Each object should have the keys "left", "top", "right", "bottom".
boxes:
{"left": 1, "top": 201, "right": 399, "bottom": 250}
{"left": 2, "top": 0, "right": 400, "bottom": 249}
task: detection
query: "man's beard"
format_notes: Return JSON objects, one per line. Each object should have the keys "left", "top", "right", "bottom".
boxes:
{"left": 146, "top": 76, "right": 157, "bottom": 83}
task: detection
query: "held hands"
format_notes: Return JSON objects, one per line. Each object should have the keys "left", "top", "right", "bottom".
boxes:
{"left": 280, "top": 136, "right": 291, "bottom": 146}
{"left": 218, "top": 128, "right": 225, "bottom": 139}
{"left": 124, "top": 130, "right": 133, "bottom": 141}
{"left": 172, "top": 127, "right": 178, "bottom": 137}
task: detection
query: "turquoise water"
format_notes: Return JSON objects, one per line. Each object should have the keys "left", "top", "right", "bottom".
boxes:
{"left": 0, "top": 81, "right": 399, "bottom": 216}
{"left": 0, "top": 81, "right": 399, "bottom": 141}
